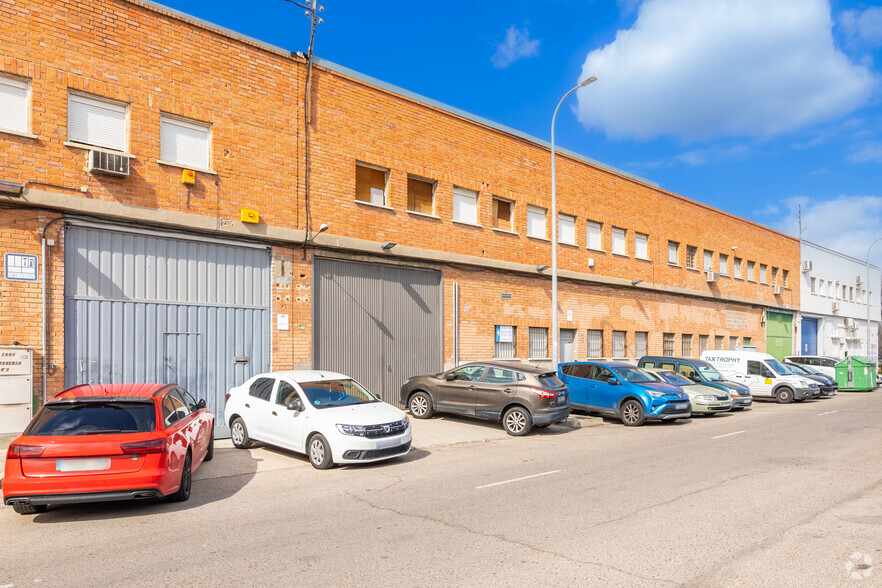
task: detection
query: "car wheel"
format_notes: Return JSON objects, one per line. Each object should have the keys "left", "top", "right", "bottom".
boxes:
{"left": 775, "top": 387, "right": 794, "bottom": 404}
{"left": 12, "top": 503, "right": 47, "bottom": 515}
{"left": 204, "top": 423, "right": 215, "bottom": 462}
{"left": 230, "top": 417, "right": 251, "bottom": 449}
{"left": 408, "top": 391, "right": 434, "bottom": 419}
{"left": 502, "top": 406, "right": 532, "bottom": 436}
{"left": 167, "top": 452, "right": 192, "bottom": 503}
{"left": 308, "top": 434, "right": 334, "bottom": 469}
{"left": 620, "top": 399, "right": 646, "bottom": 426}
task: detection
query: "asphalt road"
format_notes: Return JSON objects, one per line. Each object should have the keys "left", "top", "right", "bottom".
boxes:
{"left": 1, "top": 391, "right": 880, "bottom": 587}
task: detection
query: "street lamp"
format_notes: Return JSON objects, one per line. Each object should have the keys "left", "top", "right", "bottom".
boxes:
{"left": 866, "top": 238, "right": 882, "bottom": 361}
{"left": 551, "top": 76, "right": 597, "bottom": 370}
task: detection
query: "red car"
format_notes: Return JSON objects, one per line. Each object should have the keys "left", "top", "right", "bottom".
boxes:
{"left": 3, "top": 383, "right": 214, "bottom": 514}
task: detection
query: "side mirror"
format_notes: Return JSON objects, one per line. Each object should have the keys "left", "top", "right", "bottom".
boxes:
{"left": 689, "top": 375, "right": 701, "bottom": 383}
{"left": 445, "top": 374, "right": 458, "bottom": 381}
{"left": 197, "top": 399, "right": 207, "bottom": 409}
{"left": 606, "top": 377, "right": 620, "bottom": 386}
{"left": 287, "top": 399, "right": 304, "bottom": 412}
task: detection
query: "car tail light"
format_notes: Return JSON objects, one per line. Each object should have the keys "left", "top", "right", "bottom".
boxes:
{"left": 527, "top": 387, "right": 557, "bottom": 399}
{"left": 225, "top": 392, "right": 231, "bottom": 405}
{"left": 121, "top": 438, "right": 168, "bottom": 454}
{"left": 6, "top": 444, "right": 45, "bottom": 459}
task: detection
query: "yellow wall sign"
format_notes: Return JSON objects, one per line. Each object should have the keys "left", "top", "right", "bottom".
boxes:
{"left": 181, "top": 169, "right": 196, "bottom": 184}
{"left": 240, "top": 209, "right": 259, "bottom": 224}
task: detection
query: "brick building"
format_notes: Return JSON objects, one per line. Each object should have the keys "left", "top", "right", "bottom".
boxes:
{"left": 0, "top": 0, "right": 800, "bottom": 433}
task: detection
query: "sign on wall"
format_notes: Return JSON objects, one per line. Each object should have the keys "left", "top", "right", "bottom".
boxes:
{"left": 4, "top": 253, "right": 38, "bottom": 282}
{"left": 495, "top": 325, "right": 513, "bottom": 343}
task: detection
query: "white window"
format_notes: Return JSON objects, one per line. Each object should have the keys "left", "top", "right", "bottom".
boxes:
{"left": 452, "top": 187, "right": 478, "bottom": 225}
{"left": 527, "top": 205, "right": 546, "bottom": 239}
{"left": 558, "top": 214, "right": 575, "bottom": 245}
{"left": 612, "top": 331, "right": 626, "bottom": 358}
{"left": 760, "top": 264, "right": 767, "bottom": 283}
{"left": 611, "top": 227, "right": 626, "bottom": 255}
{"left": 668, "top": 241, "right": 679, "bottom": 265}
{"left": 160, "top": 115, "right": 211, "bottom": 170}
{"left": 635, "top": 233, "right": 648, "bottom": 260}
{"left": 635, "top": 332, "right": 648, "bottom": 358}
{"left": 747, "top": 261, "right": 755, "bottom": 281}
{"left": 703, "top": 250, "right": 713, "bottom": 271}
{"left": 586, "top": 221, "right": 603, "bottom": 250}
{"left": 68, "top": 93, "right": 128, "bottom": 152}
{"left": 719, "top": 254, "right": 728, "bottom": 275}
{"left": 0, "top": 76, "right": 29, "bottom": 134}
{"left": 733, "top": 257, "right": 742, "bottom": 279}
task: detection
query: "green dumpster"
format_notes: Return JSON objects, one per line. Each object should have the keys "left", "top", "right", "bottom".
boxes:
{"left": 835, "top": 357, "right": 877, "bottom": 391}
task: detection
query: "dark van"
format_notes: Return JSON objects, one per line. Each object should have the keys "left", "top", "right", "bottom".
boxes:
{"left": 637, "top": 356, "right": 752, "bottom": 410}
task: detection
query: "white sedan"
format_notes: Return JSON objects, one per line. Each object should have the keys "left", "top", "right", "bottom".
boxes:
{"left": 224, "top": 370, "right": 411, "bottom": 469}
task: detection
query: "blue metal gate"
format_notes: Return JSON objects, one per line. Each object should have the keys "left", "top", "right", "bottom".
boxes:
{"left": 801, "top": 317, "right": 818, "bottom": 355}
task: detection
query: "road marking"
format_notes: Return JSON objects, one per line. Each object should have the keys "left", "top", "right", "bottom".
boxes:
{"left": 818, "top": 410, "right": 839, "bottom": 416}
{"left": 475, "top": 470, "right": 561, "bottom": 489}
{"left": 710, "top": 430, "right": 745, "bottom": 440}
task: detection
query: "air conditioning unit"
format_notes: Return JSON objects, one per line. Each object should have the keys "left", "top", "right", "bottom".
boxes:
{"left": 844, "top": 318, "right": 855, "bottom": 329}
{"left": 773, "top": 285, "right": 783, "bottom": 295}
{"left": 801, "top": 261, "right": 812, "bottom": 272}
{"left": 856, "top": 275, "right": 863, "bottom": 285}
{"left": 87, "top": 149, "right": 130, "bottom": 177}
{"left": 832, "top": 301, "right": 840, "bottom": 312}
{"left": 705, "top": 271, "right": 719, "bottom": 283}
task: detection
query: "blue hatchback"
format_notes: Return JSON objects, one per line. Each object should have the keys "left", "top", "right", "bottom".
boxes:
{"left": 558, "top": 361, "right": 692, "bottom": 426}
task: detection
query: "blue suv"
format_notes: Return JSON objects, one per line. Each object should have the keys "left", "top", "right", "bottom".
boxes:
{"left": 558, "top": 361, "right": 691, "bottom": 426}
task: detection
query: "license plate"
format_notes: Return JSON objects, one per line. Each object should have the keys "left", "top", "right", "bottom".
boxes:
{"left": 674, "top": 403, "right": 688, "bottom": 410}
{"left": 557, "top": 395, "right": 567, "bottom": 406}
{"left": 56, "top": 458, "right": 111, "bottom": 472}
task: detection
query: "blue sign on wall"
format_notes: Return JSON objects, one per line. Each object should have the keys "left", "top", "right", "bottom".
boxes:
{"left": 4, "top": 253, "right": 38, "bottom": 282}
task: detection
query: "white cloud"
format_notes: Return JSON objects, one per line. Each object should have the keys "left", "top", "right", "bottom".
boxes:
{"left": 848, "top": 141, "right": 882, "bottom": 163}
{"left": 491, "top": 26, "right": 540, "bottom": 68}
{"left": 841, "top": 6, "right": 882, "bottom": 46}
{"left": 576, "top": 0, "right": 876, "bottom": 141}
{"left": 625, "top": 143, "right": 751, "bottom": 169}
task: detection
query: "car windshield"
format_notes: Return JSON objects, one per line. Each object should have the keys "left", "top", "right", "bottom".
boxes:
{"left": 787, "top": 363, "right": 808, "bottom": 374}
{"left": 767, "top": 358, "right": 792, "bottom": 376}
{"left": 660, "top": 372, "right": 692, "bottom": 386}
{"left": 612, "top": 366, "right": 657, "bottom": 383}
{"left": 26, "top": 401, "right": 156, "bottom": 436}
{"left": 694, "top": 361, "right": 725, "bottom": 381}
{"left": 299, "top": 379, "right": 378, "bottom": 409}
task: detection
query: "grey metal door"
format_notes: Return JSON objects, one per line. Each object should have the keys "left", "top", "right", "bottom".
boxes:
{"left": 64, "top": 225, "right": 272, "bottom": 437}
{"left": 313, "top": 258, "right": 442, "bottom": 405}
{"left": 560, "top": 329, "right": 576, "bottom": 363}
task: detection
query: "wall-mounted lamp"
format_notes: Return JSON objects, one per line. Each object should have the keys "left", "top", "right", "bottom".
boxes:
{"left": 317, "top": 223, "right": 329, "bottom": 234}
{"left": 381, "top": 241, "right": 397, "bottom": 250}
{"left": 536, "top": 264, "right": 550, "bottom": 273}
{"left": 631, "top": 278, "right": 643, "bottom": 286}
{"left": 0, "top": 180, "right": 24, "bottom": 197}
{"left": 731, "top": 246, "right": 739, "bottom": 251}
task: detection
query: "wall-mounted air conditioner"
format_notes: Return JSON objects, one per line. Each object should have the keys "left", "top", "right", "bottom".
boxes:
{"left": 87, "top": 149, "right": 130, "bottom": 177}
{"left": 705, "top": 271, "right": 719, "bottom": 283}
{"left": 773, "top": 286, "right": 783, "bottom": 295}
{"left": 801, "top": 261, "right": 812, "bottom": 272}
{"left": 856, "top": 275, "right": 864, "bottom": 285}
{"left": 832, "top": 301, "right": 840, "bottom": 312}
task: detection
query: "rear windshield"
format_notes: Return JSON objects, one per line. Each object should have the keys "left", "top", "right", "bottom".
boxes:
{"left": 26, "top": 402, "right": 156, "bottom": 436}
{"left": 537, "top": 373, "right": 564, "bottom": 388}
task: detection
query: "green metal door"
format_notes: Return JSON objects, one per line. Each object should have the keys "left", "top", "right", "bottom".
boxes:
{"left": 766, "top": 311, "right": 793, "bottom": 361}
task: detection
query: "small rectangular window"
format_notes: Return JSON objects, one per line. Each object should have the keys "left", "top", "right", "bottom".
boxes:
{"left": 715, "top": 335, "right": 724, "bottom": 349}
{"left": 699, "top": 334, "right": 709, "bottom": 354}
{"left": 703, "top": 250, "right": 713, "bottom": 272}
{"left": 681, "top": 334, "right": 692, "bottom": 357}
{"left": 783, "top": 270, "right": 789, "bottom": 288}
{"left": 453, "top": 187, "right": 478, "bottom": 225}
{"left": 771, "top": 267, "right": 778, "bottom": 286}
{"left": 729, "top": 336, "right": 738, "bottom": 350}
{"left": 635, "top": 332, "right": 648, "bottom": 358}
{"left": 635, "top": 233, "right": 649, "bottom": 260}
{"left": 811, "top": 277, "right": 817, "bottom": 293}
{"left": 743, "top": 337, "right": 752, "bottom": 346}
{"left": 160, "top": 114, "right": 211, "bottom": 170}
{"left": 612, "top": 331, "right": 626, "bottom": 358}
{"left": 686, "top": 246, "right": 697, "bottom": 269}
{"left": 587, "top": 329, "right": 603, "bottom": 358}
{"left": 850, "top": 286, "right": 854, "bottom": 301}
{"left": 494, "top": 325, "right": 517, "bottom": 359}
{"left": 663, "top": 333, "right": 675, "bottom": 357}
{"left": 558, "top": 214, "right": 576, "bottom": 245}
{"left": 492, "top": 197, "right": 513, "bottom": 230}
{"left": 528, "top": 327, "right": 548, "bottom": 359}
{"left": 733, "top": 257, "right": 742, "bottom": 279}
{"left": 668, "top": 241, "right": 679, "bottom": 265}
{"left": 587, "top": 221, "right": 603, "bottom": 250}
{"left": 719, "top": 254, "right": 728, "bottom": 275}
{"left": 760, "top": 264, "right": 768, "bottom": 283}
{"left": 612, "top": 227, "right": 626, "bottom": 255}
{"left": 0, "top": 75, "right": 29, "bottom": 134}
{"left": 68, "top": 92, "right": 128, "bottom": 152}
{"left": 408, "top": 177, "right": 435, "bottom": 214}
{"left": 356, "top": 164, "right": 387, "bottom": 205}
{"left": 527, "top": 205, "right": 547, "bottom": 238}
{"left": 747, "top": 261, "right": 755, "bottom": 281}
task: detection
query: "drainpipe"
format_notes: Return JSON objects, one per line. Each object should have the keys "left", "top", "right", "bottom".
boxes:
{"left": 41, "top": 235, "right": 47, "bottom": 404}
{"left": 452, "top": 282, "right": 459, "bottom": 367}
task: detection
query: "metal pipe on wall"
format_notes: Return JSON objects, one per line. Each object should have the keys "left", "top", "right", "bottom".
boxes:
{"left": 41, "top": 236, "right": 47, "bottom": 404}
{"left": 453, "top": 282, "right": 459, "bottom": 367}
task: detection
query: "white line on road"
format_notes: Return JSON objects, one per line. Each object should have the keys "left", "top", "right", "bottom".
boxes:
{"left": 818, "top": 410, "right": 839, "bottom": 416}
{"left": 710, "top": 430, "right": 746, "bottom": 440}
{"left": 475, "top": 470, "right": 561, "bottom": 489}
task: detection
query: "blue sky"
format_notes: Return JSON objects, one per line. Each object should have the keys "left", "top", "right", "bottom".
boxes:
{"left": 157, "top": 0, "right": 882, "bottom": 263}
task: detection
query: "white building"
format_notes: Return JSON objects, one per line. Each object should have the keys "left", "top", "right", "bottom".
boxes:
{"left": 799, "top": 240, "right": 881, "bottom": 360}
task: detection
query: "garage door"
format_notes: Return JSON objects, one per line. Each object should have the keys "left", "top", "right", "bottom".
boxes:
{"left": 64, "top": 225, "right": 272, "bottom": 437}
{"left": 313, "top": 257, "right": 442, "bottom": 405}
{"left": 766, "top": 311, "right": 793, "bottom": 361}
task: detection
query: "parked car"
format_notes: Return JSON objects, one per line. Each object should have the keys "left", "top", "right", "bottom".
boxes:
{"left": 644, "top": 369, "right": 733, "bottom": 415}
{"left": 637, "top": 356, "right": 752, "bottom": 410}
{"left": 783, "top": 355, "right": 839, "bottom": 379}
{"left": 558, "top": 361, "right": 691, "bottom": 426}
{"left": 400, "top": 362, "right": 570, "bottom": 436}
{"left": 225, "top": 371, "right": 410, "bottom": 469}
{"left": 3, "top": 383, "right": 214, "bottom": 515}
{"left": 782, "top": 363, "right": 838, "bottom": 396}
{"left": 701, "top": 350, "right": 820, "bottom": 403}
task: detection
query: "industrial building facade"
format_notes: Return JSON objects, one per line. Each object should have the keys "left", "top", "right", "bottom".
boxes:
{"left": 1, "top": 0, "right": 805, "bottom": 432}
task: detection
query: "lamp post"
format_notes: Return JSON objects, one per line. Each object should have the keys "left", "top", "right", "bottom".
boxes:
{"left": 551, "top": 76, "right": 597, "bottom": 370}
{"left": 866, "top": 238, "right": 882, "bottom": 361}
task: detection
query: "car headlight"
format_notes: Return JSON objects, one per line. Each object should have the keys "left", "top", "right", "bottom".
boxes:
{"left": 696, "top": 395, "right": 716, "bottom": 402}
{"left": 727, "top": 388, "right": 740, "bottom": 396}
{"left": 646, "top": 390, "right": 667, "bottom": 398}
{"left": 336, "top": 424, "right": 367, "bottom": 436}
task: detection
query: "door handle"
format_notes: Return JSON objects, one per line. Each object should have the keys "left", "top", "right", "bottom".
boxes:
{"left": 272, "top": 411, "right": 278, "bottom": 416}
{"left": 245, "top": 403, "right": 250, "bottom": 408}
{"left": 503, "top": 388, "right": 513, "bottom": 393}
{"left": 468, "top": 385, "right": 476, "bottom": 390}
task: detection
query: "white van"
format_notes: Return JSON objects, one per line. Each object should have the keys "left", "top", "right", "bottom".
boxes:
{"left": 699, "top": 350, "right": 820, "bottom": 403}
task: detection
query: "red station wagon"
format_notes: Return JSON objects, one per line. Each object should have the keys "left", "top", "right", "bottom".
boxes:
{"left": 3, "top": 383, "right": 214, "bottom": 514}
